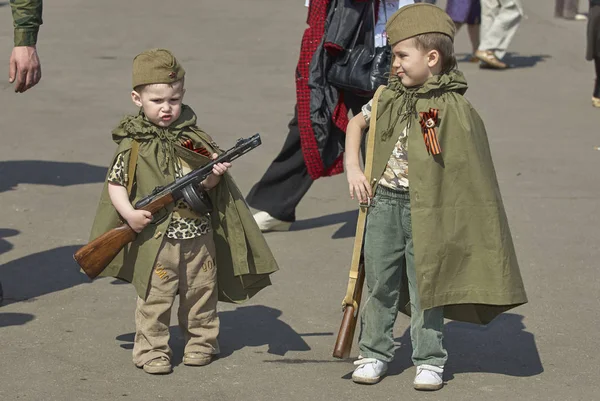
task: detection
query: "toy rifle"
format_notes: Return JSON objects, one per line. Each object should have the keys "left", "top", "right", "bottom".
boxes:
{"left": 74, "top": 134, "right": 262, "bottom": 279}
{"left": 332, "top": 256, "right": 365, "bottom": 359}
{"left": 332, "top": 84, "right": 386, "bottom": 359}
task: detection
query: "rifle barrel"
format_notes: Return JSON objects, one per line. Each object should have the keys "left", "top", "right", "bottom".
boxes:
{"left": 135, "top": 134, "right": 261, "bottom": 209}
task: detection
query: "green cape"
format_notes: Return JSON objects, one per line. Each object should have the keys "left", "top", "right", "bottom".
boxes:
{"left": 358, "top": 71, "right": 527, "bottom": 325}
{"left": 89, "top": 106, "right": 279, "bottom": 302}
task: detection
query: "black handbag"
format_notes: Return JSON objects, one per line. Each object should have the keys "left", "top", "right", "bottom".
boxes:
{"left": 327, "top": 1, "right": 391, "bottom": 97}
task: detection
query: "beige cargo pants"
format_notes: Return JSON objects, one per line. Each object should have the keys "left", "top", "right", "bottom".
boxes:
{"left": 133, "top": 235, "right": 219, "bottom": 367}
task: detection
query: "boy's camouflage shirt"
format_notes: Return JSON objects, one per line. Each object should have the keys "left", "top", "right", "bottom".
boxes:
{"left": 10, "top": 0, "right": 43, "bottom": 46}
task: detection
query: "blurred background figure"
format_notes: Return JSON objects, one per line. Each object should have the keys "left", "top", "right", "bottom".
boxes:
{"left": 475, "top": 0, "right": 523, "bottom": 69}
{"left": 446, "top": 0, "right": 482, "bottom": 61}
{"left": 555, "top": 0, "right": 587, "bottom": 21}
{"left": 588, "top": 0, "right": 600, "bottom": 107}
{"left": 248, "top": 0, "right": 413, "bottom": 232}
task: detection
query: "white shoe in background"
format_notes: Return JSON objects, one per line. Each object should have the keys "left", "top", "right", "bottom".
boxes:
{"left": 253, "top": 211, "right": 292, "bottom": 232}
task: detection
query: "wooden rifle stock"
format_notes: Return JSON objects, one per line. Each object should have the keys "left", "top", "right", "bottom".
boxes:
{"left": 332, "top": 259, "right": 365, "bottom": 359}
{"left": 74, "top": 193, "right": 174, "bottom": 279}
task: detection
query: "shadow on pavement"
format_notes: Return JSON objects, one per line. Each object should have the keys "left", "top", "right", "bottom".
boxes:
{"left": 456, "top": 53, "right": 552, "bottom": 69}
{"left": 116, "top": 305, "right": 331, "bottom": 366}
{"left": 504, "top": 53, "right": 552, "bottom": 68}
{"left": 0, "top": 312, "right": 35, "bottom": 328}
{"left": 220, "top": 305, "right": 332, "bottom": 357}
{"left": 0, "top": 228, "right": 18, "bottom": 255}
{"left": 290, "top": 210, "right": 358, "bottom": 239}
{"left": 0, "top": 245, "right": 88, "bottom": 306}
{"left": 0, "top": 160, "right": 107, "bottom": 193}
{"left": 386, "top": 313, "right": 543, "bottom": 380}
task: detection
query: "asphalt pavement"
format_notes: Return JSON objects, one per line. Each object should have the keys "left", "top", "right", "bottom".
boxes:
{"left": 1, "top": 1, "right": 599, "bottom": 400}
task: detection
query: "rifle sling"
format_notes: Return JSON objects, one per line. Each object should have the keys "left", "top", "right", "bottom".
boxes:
{"left": 126, "top": 140, "right": 140, "bottom": 196}
{"left": 342, "top": 85, "right": 386, "bottom": 310}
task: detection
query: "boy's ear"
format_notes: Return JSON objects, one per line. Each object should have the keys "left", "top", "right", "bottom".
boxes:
{"left": 131, "top": 90, "right": 143, "bottom": 107}
{"left": 427, "top": 49, "right": 441, "bottom": 69}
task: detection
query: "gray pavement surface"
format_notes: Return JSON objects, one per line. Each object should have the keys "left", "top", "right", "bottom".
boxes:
{"left": 1, "top": 0, "right": 599, "bottom": 400}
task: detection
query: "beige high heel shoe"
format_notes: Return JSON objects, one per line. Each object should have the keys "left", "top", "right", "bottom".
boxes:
{"left": 475, "top": 50, "right": 508, "bottom": 70}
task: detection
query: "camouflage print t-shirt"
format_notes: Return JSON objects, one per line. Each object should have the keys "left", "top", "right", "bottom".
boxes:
{"left": 362, "top": 100, "right": 409, "bottom": 189}
{"left": 108, "top": 151, "right": 211, "bottom": 239}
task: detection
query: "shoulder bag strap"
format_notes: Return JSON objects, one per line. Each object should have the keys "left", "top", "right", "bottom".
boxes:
{"left": 126, "top": 140, "right": 140, "bottom": 196}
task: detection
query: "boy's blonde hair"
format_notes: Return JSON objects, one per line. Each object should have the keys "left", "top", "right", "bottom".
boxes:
{"left": 413, "top": 32, "right": 457, "bottom": 74}
{"left": 133, "top": 78, "right": 185, "bottom": 95}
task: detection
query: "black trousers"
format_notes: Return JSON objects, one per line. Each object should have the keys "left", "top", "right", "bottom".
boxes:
{"left": 247, "top": 93, "right": 366, "bottom": 222}
{"left": 595, "top": 58, "right": 600, "bottom": 98}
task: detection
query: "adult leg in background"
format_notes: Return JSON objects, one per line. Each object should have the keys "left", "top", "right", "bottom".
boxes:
{"left": 247, "top": 91, "right": 368, "bottom": 226}
{"left": 477, "top": 0, "right": 523, "bottom": 68}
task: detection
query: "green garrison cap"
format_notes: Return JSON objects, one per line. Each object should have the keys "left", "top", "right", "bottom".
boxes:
{"left": 386, "top": 4, "right": 456, "bottom": 45}
{"left": 132, "top": 48, "right": 185, "bottom": 89}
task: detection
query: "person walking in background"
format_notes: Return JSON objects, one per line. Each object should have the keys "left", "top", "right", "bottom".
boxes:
{"left": 249, "top": 0, "right": 413, "bottom": 232}
{"left": 588, "top": 0, "right": 600, "bottom": 107}
{"left": 446, "top": 0, "right": 481, "bottom": 61}
{"left": 555, "top": 0, "right": 587, "bottom": 21}
{"left": 475, "top": 0, "right": 523, "bottom": 69}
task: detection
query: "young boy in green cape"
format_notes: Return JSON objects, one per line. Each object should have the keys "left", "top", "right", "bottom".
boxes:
{"left": 88, "top": 49, "right": 278, "bottom": 375}
{"left": 344, "top": 4, "right": 527, "bottom": 390}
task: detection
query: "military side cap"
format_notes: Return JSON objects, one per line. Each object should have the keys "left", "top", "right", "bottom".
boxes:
{"left": 386, "top": 4, "right": 456, "bottom": 46}
{"left": 132, "top": 48, "right": 185, "bottom": 89}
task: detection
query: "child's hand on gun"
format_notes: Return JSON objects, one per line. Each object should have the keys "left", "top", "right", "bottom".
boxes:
{"left": 203, "top": 153, "right": 232, "bottom": 190}
{"left": 347, "top": 166, "right": 372, "bottom": 204}
{"left": 124, "top": 209, "right": 153, "bottom": 233}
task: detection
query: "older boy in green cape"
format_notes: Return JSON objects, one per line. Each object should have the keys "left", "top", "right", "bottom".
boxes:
{"left": 343, "top": 4, "right": 527, "bottom": 390}
{"left": 88, "top": 49, "right": 278, "bottom": 374}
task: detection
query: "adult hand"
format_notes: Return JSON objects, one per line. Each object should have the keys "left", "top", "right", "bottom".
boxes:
{"left": 9, "top": 46, "right": 41, "bottom": 93}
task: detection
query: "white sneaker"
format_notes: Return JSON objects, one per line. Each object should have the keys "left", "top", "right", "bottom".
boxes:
{"left": 351, "top": 358, "right": 388, "bottom": 384}
{"left": 414, "top": 364, "right": 444, "bottom": 391}
{"left": 253, "top": 211, "right": 292, "bottom": 232}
